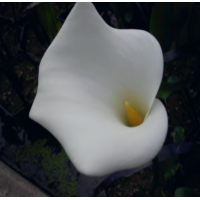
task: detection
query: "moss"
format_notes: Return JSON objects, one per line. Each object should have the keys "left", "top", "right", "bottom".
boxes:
{"left": 13, "top": 139, "right": 47, "bottom": 170}
{"left": 13, "top": 139, "right": 79, "bottom": 196}
{"left": 57, "top": 177, "right": 79, "bottom": 197}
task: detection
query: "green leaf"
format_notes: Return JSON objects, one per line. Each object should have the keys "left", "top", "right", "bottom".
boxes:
{"left": 173, "top": 126, "right": 185, "bottom": 142}
{"left": 109, "top": 3, "right": 124, "bottom": 28}
{"left": 150, "top": 3, "right": 193, "bottom": 53}
{"left": 109, "top": 3, "right": 119, "bottom": 14}
{"left": 174, "top": 187, "right": 195, "bottom": 197}
{"left": 28, "top": 65, "right": 34, "bottom": 71}
{"left": 124, "top": 12, "right": 133, "bottom": 23}
{"left": 174, "top": 3, "right": 193, "bottom": 48}
{"left": 157, "top": 85, "right": 173, "bottom": 102}
{"left": 162, "top": 190, "right": 167, "bottom": 197}
{"left": 159, "top": 156, "right": 180, "bottom": 180}
{"left": 150, "top": 3, "right": 174, "bottom": 53}
{"left": 36, "top": 3, "right": 61, "bottom": 42}
{"left": 26, "top": 77, "right": 33, "bottom": 81}
{"left": 164, "top": 157, "right": 179, "bottom": 180}
{"left": 167, "top": 75, "right": 181, "bottom": 83}
{"left": 163, "top": 79, "right": 183, "bottom": 91}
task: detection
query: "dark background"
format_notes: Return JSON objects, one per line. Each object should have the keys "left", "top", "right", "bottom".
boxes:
{"left": 0, "top": 2, "right": 200, "bottom": 197}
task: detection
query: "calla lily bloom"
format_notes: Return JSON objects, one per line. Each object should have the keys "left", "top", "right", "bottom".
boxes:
{"left": 29, "top": 2, "right": 168, "bottom": 177}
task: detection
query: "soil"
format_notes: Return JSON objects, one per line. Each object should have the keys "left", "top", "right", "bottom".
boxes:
{"left": 24, "top": 23, "right": 49, "bottom": 59}
{"left": 0, "top": 2, "right": 29, "bottom": 20}
{"left": 107, "top": 167, "right": 153, "bottom": 197}
{"left": 0, "top": 20, "right": 19, "bottom": 59}
{"left": 0, "top": 73, "right": 23, "bottom": 113}
{"left": 0, "top": 2, "right": 200, "bottom": 197}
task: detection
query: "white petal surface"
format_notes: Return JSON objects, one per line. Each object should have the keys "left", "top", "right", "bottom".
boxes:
{"left": 30, "top": 2, "right": 168, "bottom": 176}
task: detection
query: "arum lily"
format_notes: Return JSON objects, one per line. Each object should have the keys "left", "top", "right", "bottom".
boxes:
{"left": 29, "top": 2, "right": 168, "bottom": 177}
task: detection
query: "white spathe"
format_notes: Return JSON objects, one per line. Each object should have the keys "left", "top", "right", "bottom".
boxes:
{"left": 29, "top": 2, "right": 168, "bottom": 177}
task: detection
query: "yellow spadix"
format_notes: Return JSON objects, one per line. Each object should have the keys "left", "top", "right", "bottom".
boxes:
{"left": 125, "top": 102, "right": 143, "bottom": 127}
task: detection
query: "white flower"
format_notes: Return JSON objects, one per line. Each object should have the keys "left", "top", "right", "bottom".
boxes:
{"left": 29, "top": 2, "right": 168, "bottom": 177}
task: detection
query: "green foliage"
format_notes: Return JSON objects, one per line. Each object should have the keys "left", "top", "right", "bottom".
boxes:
{"left": 158, "top": 127, "right": 185, "bottom": 181}
{"left": 149, "top": 2, "right": 200, "bottom": 53}
{"left": 151, "top": 126, "right": 186, "bottom": 195}
{"left": 174, "top": 187, "right": 196, "bottom": 197}
{"left": 109, "top": 3, "right": 124, "bottom": 28}
{"left": 25, "top": 77, "right": 33, "bottom": 81}
{"left": 159, "top": 156, "right": 180, "bottom": 180}
{"left": 27, "top": 65, "right": 35, "bottom": 71}
{"left": 109, "top": 2, "right": 119, "bottom": 14}
{"left": 157, "top": 85, "right": 173, "bottom": 102}
{"left": 14, "top": 139, "right": 47, "bottom": 170}
{"left": 36, "top": 3, "right": 61, "bottom": 42}
{"left": 157, "top": 74, "right": 183, "bottom": 102}
{"left": 173, "top": 126, "right": 185, "bottom": 142}
{"left": 150, "top": 3, "right": 174, "bottom": 53}
{"left": 167, "top": 75, "right": 181, "bottom": 84}
{"left": 18, "top": 71, "right": 23, "bottom": 78}
{"left": 13, "top": 139, "right": 79, "bottom": 196}
{"left": 162, "top": 190, "right": 167, "bottom": 197}
{"left": 124, "top": 12, "right": 133, "bottom": 23}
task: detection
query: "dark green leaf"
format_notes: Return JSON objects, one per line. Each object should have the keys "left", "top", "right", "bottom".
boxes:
{"left": 173, "top": 126, "right": 185, "bottom": 142}
{"left": 174, "top": 187, "right": 195, "bottom": 197}
{"left": 162, "top": 190, "right": 167, "bottom": 197}
{"left": 167, "top": 75, "right": 181, "bottom": 83}
{"left": 159, "top": 156, "right": 180, "bottom": 180}
{"left": 164, "top": 157, "right": 179, "bottom": 180}
{"left": 157, "top": 85, "right": 173, "bottom": 102}
{"left": 36, "top": 3, "right": 61, "bottom": 42}
{"left": 109, "top": 3, "right": 124, "bottom": 28}
{"left": 109, "top": 3, "right": 119, "bottom": 14}
{"left": 150, "top": 3, "right": 174, "bottom": 53}
{"left": 124, "top": 12, "right": 133, "bottom": 23}
{"left": 174, "top": 3, "right": 193, "bottom": 48}
{"left": 150, "top": 3, "right": 193, "bottom": 53}
{"left": 163, "top": 81, "right": 183, "bottom": 91}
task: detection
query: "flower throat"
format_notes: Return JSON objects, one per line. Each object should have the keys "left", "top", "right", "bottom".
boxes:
{"left": 125, "top": 102, "right": 143, "bottom": 127}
